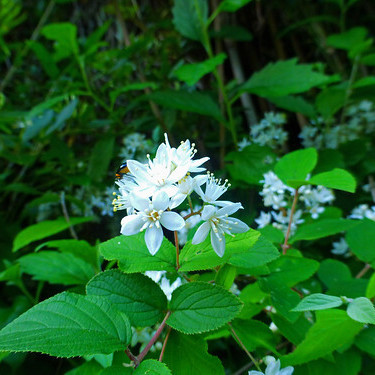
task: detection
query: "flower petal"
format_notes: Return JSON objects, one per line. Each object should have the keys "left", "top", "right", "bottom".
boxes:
{"left": 145, "top": 226, "right": 163, "bottom": 255}
{"left": 127, "top": 160, "right": 151, "bottom": 183}
{"left": 226, "top": 218, "right": 250, "bottom": 233}
{"left": 192, "top": 221, "right": 210, "bottom": 244}
{"left": 216, "top": 202, "right": 243, "bottom": 216}
{"left": 153, "top": 191, "right": 170, "bottom": 211}
{"left": 201, "top": 205, "right": 216, "bottom": 220}
{"left": 120, "top": 215, "right": 144, "bottom": 235}
{"left": 160, "top": 211, "right": 185, "bottom": 231}
{"left": 129, "top": 192, "right": 150, "bottom": 211}
{"left": 210, "top": 230, "right": 225, "bottom": 257}
{"left": 169, "top": 193, "right": 186, "bottom": 209}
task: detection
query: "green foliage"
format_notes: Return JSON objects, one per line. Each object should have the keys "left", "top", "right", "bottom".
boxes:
{"left": 0, "top": 292, "right": 131, "bottom": 357}
{"left": 292, "top": 294, "right": 343, "bottom": 311}
{"left": 346, "top": 219, "right": 375, "bottom": 262}
{"left": 347, "top": 297, "right": 375, "bottom": 324}
{"left": 167, "top": 282, "right": 243, "bottom": 333}
{"left": 133, "top": 360, "right": 172, "bottom": 375}
{"left": 86, "top": 270, "right": 167, "bottom": 327}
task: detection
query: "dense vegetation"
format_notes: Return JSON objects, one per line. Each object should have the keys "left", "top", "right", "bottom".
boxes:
{"left": 1, "top": 0, "right": 375, "bottom": 374}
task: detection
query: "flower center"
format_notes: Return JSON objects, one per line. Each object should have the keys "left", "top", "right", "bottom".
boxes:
{"left": 148, "top": 210, "right": 161, "bottom": 221}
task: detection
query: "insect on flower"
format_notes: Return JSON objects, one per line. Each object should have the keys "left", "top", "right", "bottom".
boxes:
{"left": 115, "top": 162, "right": 130, "bottom": 180}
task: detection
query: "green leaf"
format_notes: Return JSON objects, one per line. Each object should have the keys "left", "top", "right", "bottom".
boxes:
{"left": 18, "top": 251, "right": 95, "bottom": 285}
{"left": 225, "top": 144, "right": 277, "bottom": 185}
{"left": 228, "top": 236, "right": 280, "bottom": 269}
{"left": 366, "top": 273, "right": 375, "bottom": 299}
{"left": 271, "top": 314, "right": 312, "bottom": 345}
{"left": 346, "top": 219, "right": 375, "bottom": 262}
{"left": 179, "top": 230, "right": 260, "bottom": 272}
{"left": 291, "top": 294, "right": 343, "bottom": 311}
{"left": 258, "top": 226, "right": 284, "bottom": 243}
{"left": 318, "top": 259, "right": 352, "bottom": 290}
{"left": 13, "top": 217, "right": 93, "bottom": 252}
{"left": 0, "top": 292, "right": 131, "bottom": 357}
{"left": 355, "top": 326, "right": 375, "bottom": 356}
{"left": 281, "top": 309, "right": 363, "bottom": 366}
{"left": 361, "top": 53, "right": 375, "bottom": 66}
{"left": 308, "top": 168, "right": 356, "bottom": 193}
{"left": 174, "top": 54, "right": 226, "bottom": 86}
{"left": 163, "top": 331, "right": 225, "bottom": 375}
{"left": 65, "top": 360, "right": 103, "bottom": 375}
{"left": 46, "top": 98, "right": 78, "bottom": 135}
{"left": 274, "top": 148, "right": 317, "bottom": 187}
{"left": 239, "top": 59, "right": 338, "bottom": 98}
{"left": 168, "top": 282, "right": 243, "bottom": 334}
{"left": 218, "top": 0, "right": 253, "bottom": 12}
{"left": 100, "top": 365, "right": 132, "bottom": 375}
{"left": 29, "top": 40, "right": 59, "bottom": 78}
{"left": 147, "top": 90, "right": 224, "bottom": 122}
{"left": 172, "top": 0, "right": 208, "bottom": 42}
{"left": 86, "top": 270, "right": 167, "bottom": 327}
{"left": 87, "top": 136, "right": 115, "bottom": 182}
{"left": 326, "top": 27, "right": 368, "bottom": 52}
{"left": 347, "top": 297, "right": 375, "bottom": 324}
{"left": 41, "top": 23, "right": 79, "bottom": 60}
{"left": 267, "top": 95, "right": 317, "bottom": 117}
{"left": 133, "top": 359, "right": 172, "bottom": 375}
{"left": 290, "top": 218, "right": 358, "bottom": 243}
{"left": 316, "top": 84, "right": 347, "bottom": 119}
{"left": 99, "top": 234, "right": 176, "bottom": 273}
{"left": 22, "top": 109, "right": 54, "bottom": 143}
{"left": 231, "top": 319, "right": 278, "bottom": 353}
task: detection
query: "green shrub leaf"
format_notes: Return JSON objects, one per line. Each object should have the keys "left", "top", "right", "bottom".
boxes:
{"left": 0, "top": 292, "right": 131, "bottom": 357}
{"left": 346, "top": 219, "right": 375, "bottom": 262}
{"left": 168, "top": 282, "right": 243, "bottom": 334}
{"left": 292, "top": 294, "right": 343, "bottom": 311}
{"left": 133, "top": 359, "right": 172, "bottom": 375}
{"left": 86, "top": 270, "right": 167, "bottom": 327}
{"left": 308, "top": 168, "right": 356, "bottom": 192}
{"left": 347, "top": 297, "right": 375, "bottom": 324}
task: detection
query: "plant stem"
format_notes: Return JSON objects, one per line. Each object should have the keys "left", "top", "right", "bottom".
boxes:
{"left": 355, "top": 263, "right": 371, "bottom": 279}
{"left": 125, "top": 348, "right": 139, "bottom": 367}
{"left": 183, "top": 208, "right": 203, "bottom": 221}
{"left": 282, "top": 189, "right": 299, "bottom": 255}
{"left": 159, "top": 326, "right": 172, "bottom": 362}
{"left": 174, "top": 231, "right": 180, "bottom": 270}
{"left": 60, "top": 192, "right": 78, "bottom": 240}
{"left": 136, "top": 311, "right": 171, "bottom": 366}
{"left": 228, "top": 323, "right": 262, "bottom": 372}
{"left": 188, "top": 195, "right": 194, "bottom": 213}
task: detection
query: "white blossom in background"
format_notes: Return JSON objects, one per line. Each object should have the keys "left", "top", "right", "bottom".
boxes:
{"left": 119, "top": 132, "right": 153, "bottom": 163}
{"left": 115, "top": 134, "right": 249, "bottom": 256}
{"left": 255, "top": 171, "right": 334, "bottom": 234}
{"left": 239, "top": 112, "right": 288, "bottom": 151}
{"left": 331, "top": 238, "right": 350, "bottom": 257}
{"left": 300, "top": 100, "right": 375, "bottom": 149}
{"left": 249, "top": 356, "right": 294, "bottom": 375}
{"left": 145, "top": 271, "right": 182, "bottom": 301}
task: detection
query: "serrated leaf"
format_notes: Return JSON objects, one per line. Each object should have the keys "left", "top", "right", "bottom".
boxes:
{"left": 346, "top": 219, "right": 375, "bottom": 263}
{"left": 239, "top": 58, "right": 338, "bottom": 98}
{"left": 179, "top": 230, "right": 260, "bottom": 272}
{"left": 347, "top": 297, "right": 375, "bottom": 324}
{"left": 290, "top": 218, "right": 358, "bottom": 243}
{"left": 292, "top": 294, "right": 343, "bottom": 311}
{"left": 174, "top": 54, "right": 226, "bottom": 86}
{"left": 13, "top": 217, "right": 93, "bottom": 252}
{"left": 0, "top": 292, "right": 131, "bottom": 357}
{"left": 281, "top": 309, "right": 363, "bottom": 366}
{"left": 18, "top": 251, "right": 95, "bottom": 285}
{"left": 228, "top": 236, "right": 280, "bottom": 269}
{"left": 147, "top": 90, "right": 224, "bottom": 122}
{"left": 274, "top": 148, "right": 317, "bottom": 187}
{"left": 231, "top": 319, "right": 278, "bottom": 353}
{"left": 168, "top": 282, "right": 242, "bottom": 334}
{"left": 86, "top": 270, "right": 167, "bottom": 327}
{"left": 308, "top": 168, "right": 356, "bottom": 193}
{"left": 163, "top": 331, "right": 225, "bottom": 375}
{"left": 172, "top": 0, "right": 208, "bottom": 42}
{"left": 99, "top": 234, "right": 176, "bottom": 273}
{"left": 133, "top": 359, "right": 172, "bottom": 375}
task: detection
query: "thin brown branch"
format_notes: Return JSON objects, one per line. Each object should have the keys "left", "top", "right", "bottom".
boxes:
{"left": 60, "top": 192, "right": 78, "bottom": 240}
{"left": 282, "top": 189, "right": 299, "bottom": 255}
{"left": 355, "top": 263, "right": 371, "bottom": 279}
{"left": 159, "top": 326, "right": 172, "bottom": 362}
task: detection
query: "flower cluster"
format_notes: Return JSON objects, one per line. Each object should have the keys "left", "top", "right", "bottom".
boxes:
{"left": 300, "top": 100, "right": 375, "bottom": 149}
{"left": 113, "top": 134, "right": 249, "bottom": 257}
{"left": 119, "top": 132, "right": 154, "bottom": 163}
{"left": 239, "top": 112, "right": 288, "bottom": 151}
{"left": 255, "top": 171, "right": 334, "bottom": 234}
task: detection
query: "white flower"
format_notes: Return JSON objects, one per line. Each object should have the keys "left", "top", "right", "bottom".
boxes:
{"left": 349, "top": 204, "right": 370, "bottom": 219}
{"left": 331, "top": 237, "right": 350, "bottom": 256}
{"left": 145, "top": 271, "right": 182, "bottom": 301}
{"left": 192, "top": 204, "right": 249, "bottom": 257}
{"left": 194, "top": 172, "right": 233, "bottom": 207}
{"left": 255, "top": 211, "right": 272, "bottom": 228}
{"left": 120, "top": 191, "right": 185, "bottom": 255}
{"left": 249, "top": 357, "right": 294, "bottom": 375}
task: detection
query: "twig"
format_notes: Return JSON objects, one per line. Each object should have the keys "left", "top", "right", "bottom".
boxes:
{"left": 368, "top": 175, "right": 375, "bottom": 203}
{"left": 136, "top": 311, "right": 171, "bottom": 366}
{"left": 125, "top": 348, "right": 138, "bottom": 367}
{"left": 282, "top": 189, "right": 299, "bottom": 255}
{"left": 159, "top": 326, "right": 172, "bottom": 362}
{"left": 355, "top": 263, "right": 371, "bottom": 279}
{"left": 183, "top": 208, "right": 203, "bottom": 221}
{"left": 60, "top": 192, "right": 78, "bottom": 240}
{"left": 228, "top": 323, "right": 262, "bottom": 372}
{"left": 174, "top": 231, "right": 180, "bottom": 270}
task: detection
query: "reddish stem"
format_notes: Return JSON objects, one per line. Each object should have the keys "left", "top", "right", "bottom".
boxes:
{"left": 282, "top": 189, "right": 299, "bottom": 255}
{"left": 136, "top": 311, "right": 171, "bottom": 366}
{"left": 159, "top": 326, "right": 172, "bottom": 362}
{"left": 356, "top": 263, "right": 371, "bottom": 278}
